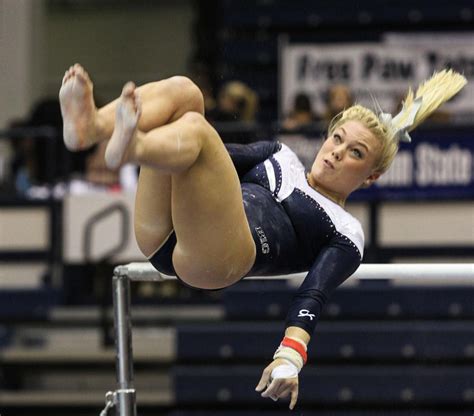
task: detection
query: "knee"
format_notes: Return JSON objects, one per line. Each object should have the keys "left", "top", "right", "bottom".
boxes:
{"left": 180, "top": 111, "right": 215, "bottom": 143}
{"left": 165, "top": 76, "right": 204, "bottom": 114}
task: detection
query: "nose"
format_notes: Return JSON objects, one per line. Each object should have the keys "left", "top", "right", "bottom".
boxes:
{"left": 332, "top": 147, "right": 342, "bottom": 161}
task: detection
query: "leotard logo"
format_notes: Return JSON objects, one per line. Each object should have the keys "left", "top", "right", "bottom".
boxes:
{"left": 254, "top": 226, "right": 270, "bottom": 254}
{"left": 298, "top": 309, "right": 315, "bottom": 320}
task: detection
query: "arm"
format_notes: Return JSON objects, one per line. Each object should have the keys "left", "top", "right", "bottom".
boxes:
{"left": 285, "top": 237, "right": 361, "bottom": 334}
{"left": 256, "top": 238, "right": 361, "bottom": 409}
{"left": 225, "top": 140, "right": 281, "bottom": 178}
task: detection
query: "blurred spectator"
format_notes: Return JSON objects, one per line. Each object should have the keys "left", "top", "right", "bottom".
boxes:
{"left": 0, "top": 134, "right": 14, "bottom": 192}
{"left": 85, "top": 141, "right": 120, "bottom": 188}
{"left": 282, "top": 92, "right": 318, "bottom": 131}
{"left": 4, "top": 97, "right": 136, "bottom": 197}
{"left": 7, "top": 119, "right": 36, "bottom": 194}
{"left": 321, "top": 84, "right": 354, "bottom": 126}
{"left": 207, "top": 80, "right": 259, "bottom": 122}
{"left": 6, "top": 98, "right": 90, "bottom": 196}
{"left": 77, "top": 141, "right": 137, "bottom": 193}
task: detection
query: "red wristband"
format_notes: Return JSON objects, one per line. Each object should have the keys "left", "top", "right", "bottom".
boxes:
{"left": 281, "top": 337, "right": 307, "bottom": 364}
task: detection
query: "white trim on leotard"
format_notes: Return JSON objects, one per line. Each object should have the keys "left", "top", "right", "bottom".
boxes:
{"left": 264, "top": 144, "right": 365, "bottom": 257}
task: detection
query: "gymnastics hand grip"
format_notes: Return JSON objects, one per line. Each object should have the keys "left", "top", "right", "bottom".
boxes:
{"left": 263, "top": 361, "right": 298, "bottom": 401}
{"left": 271, "top": 361, "right": 298, "bottom": 379}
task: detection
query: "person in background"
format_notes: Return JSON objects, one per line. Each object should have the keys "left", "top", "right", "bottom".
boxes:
{"left": 282, "top": 92, "right": 318, "bottom": 131}
{"left": 5, "top": 98, "right": 97, "bottom": 196}
{"left": 207, "top": 80, "right": 259, "bottom": 123}
{"left": 84, "top": 141, "right": 121, "bottom": 188}
{"left": 321, "top": 84, "right": 354, "bottom": 126}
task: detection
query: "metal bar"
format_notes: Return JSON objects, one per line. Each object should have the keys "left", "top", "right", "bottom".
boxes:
{"left": 110, "top": 261, "right": 474, "bottom": 414}
{"left": 115, "top": 262, "right": 474, "bottom": 284}
{"left": 112, "top": 274, "right": 136, "bottom": 416}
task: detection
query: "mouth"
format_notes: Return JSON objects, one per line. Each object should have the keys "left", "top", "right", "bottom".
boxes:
{"left": 323, "top": 159, "right": 334, "bottom": 169}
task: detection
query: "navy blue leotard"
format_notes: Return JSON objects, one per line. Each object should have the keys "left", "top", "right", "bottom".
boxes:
{"left": 149, "top": 141, "right": 364, "bottom": 335}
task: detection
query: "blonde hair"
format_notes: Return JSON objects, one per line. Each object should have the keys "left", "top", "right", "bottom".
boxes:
{"left": 221, "top": 81, "right": 259, "bottom": 122}
{"left": 327, "top": 69, "right": 467, "bottom": 173}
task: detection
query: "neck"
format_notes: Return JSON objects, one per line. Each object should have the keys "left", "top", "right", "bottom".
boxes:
{"left": 307, "top": 174, "right": 346, "bottom": 207}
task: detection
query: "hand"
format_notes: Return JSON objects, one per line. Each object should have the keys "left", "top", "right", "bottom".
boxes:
{"left": 255, "top": 358, "right": 299, "bottom": 410}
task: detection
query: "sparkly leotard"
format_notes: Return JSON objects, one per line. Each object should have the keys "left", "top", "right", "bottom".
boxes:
{"left": 149, "top": 141, "right": 364, "bottom": 334}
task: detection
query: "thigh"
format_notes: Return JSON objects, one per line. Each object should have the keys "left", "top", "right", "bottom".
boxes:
{"left": 171, "top": 127, "right": 256, "bottom": 289}
{"left": 134, "top": 167, "right": 173, "bottom": 257}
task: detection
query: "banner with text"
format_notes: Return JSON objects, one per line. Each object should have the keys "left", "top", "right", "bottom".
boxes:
{"left": 354, "top": 132, "right": 474, "bottom": 200}
{"left": 280, "top": 39, "right": 474, "bottom": 118}
{"left": 278, "top": 131, "right": 474, "bottom": 200}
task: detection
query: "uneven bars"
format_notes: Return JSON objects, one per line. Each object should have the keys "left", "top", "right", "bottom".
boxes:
{"left": 114, "top": 262, "right": 474, "bottom": 283}
{"left": 108, "top": 262, "right": 474, "bottom": 416}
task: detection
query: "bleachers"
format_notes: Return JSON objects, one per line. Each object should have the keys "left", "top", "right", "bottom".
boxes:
{"left": 2, "top": 276, "right": 472, "bottom": 414}
{"left": 219, "top": 0, "right": 474, "bottom": 29}
{"left": 170, "top": 280, "right": 474, "bottom": 412}
{"left": 0, "top": 287, "right": 60, "bottom": 321}
{"left": 174, "top": 365, "right": 473, "bottom": 405}
{"left": 209, "top": 0, "right": 474, "bottom": 122}
{"left": 222, "top": 282, "right": 474, "bottom": 320}
{"left": 177, "top": 321, "right": 474, "bottom": 362}
{"left": 170, "top": 412, "right": 467, "bottom": 416}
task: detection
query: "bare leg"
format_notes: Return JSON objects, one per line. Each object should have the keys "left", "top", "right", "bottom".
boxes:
{"left": 59, "top": 63, "right": 204, "bottom": 149}
{"left": 59, "top": 64, "right": 205, "bottom": 256}
{"left": 109, "top": 85, "right": 256, "bottom": 289}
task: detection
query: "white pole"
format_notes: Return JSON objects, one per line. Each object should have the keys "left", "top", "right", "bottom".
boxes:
{"left": 115, "top": 262, "right": 474, "bottom": 284}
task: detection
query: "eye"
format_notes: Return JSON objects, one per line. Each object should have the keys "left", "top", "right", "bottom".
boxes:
{"left": 333, "top": 134, "right": 342, "bottom": 143}
{"left": 352, "top": 148, "right": 363, "bottom": 158}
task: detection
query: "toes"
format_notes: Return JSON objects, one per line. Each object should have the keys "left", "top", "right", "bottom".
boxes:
{"left": 62, "top": 66, "right": 76, "bottom": 85}
{"left": 73, "top": 63, "right": 83, "bottom": 73}
{"left": 62, "top": 64, "right": 90, "bottom": 86}
{"left": 75, "top": 67, "right": 88, "bottom": 84}
{"left": 122, "top": 81, "right": 136, "bottom": 97}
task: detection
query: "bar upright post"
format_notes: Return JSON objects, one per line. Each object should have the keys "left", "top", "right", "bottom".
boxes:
{"left": 113, "top": 272, "right": 137, "bottom": 416}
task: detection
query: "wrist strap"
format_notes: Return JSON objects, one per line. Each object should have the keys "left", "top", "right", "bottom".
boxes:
{"left": 273, "top": 347, "right": 303, "bottom": 370}
{"left": 281, "top": 336, "right": 308, "bottom": 364}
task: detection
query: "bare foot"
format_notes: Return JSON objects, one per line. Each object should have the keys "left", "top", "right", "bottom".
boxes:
{"left": 59, "top": 63, "right": 100, "bottom": 151}
{"left": 105, "top": 82, "right": 141, "bottom": 170}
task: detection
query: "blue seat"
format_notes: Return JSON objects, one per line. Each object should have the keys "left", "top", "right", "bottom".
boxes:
{"left": 222, "top": 282, "right": 474, "bottom": 319}
{"left": 220, "top": 39, "right": 278, "bottom": 65}
{"left": 174, "top": 365, "right": 474, "bottom": 404}
{"left": 219, "top": 0, "right": 473, "bottom": 28}
{"left": 0, "top": 325, "right": 12, "bottom": 348}
{"left": 176, "top": 321, "right": 474, "bottom": 362}
{"left": 0, "top": 288, "right": 60, "bottom": 320}
{"left": 170, "top": 411, "right": 467, "bottom": 416}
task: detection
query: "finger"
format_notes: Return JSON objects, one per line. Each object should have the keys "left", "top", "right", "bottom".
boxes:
{"left": 275, "top": 385, "right": 293, "bottom": 399}
{"left": 255, "top": 369, "right": 271, "bottom": 392}
{"left": 289, "top": 387, "right": 299, "bottom": 410}
{"left": 261, "top": 378, "right": 282, "bottom": 398}
{"left": 271, "top": 380, "right": 288, "bottom": 398}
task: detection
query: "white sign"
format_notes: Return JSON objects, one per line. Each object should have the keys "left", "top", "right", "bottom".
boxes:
{"left": 280, "top": 38, "right": 474, "bottom": 119}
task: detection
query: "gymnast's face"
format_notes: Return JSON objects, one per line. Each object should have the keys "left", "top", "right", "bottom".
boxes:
{"left": 308, "top": 120, "right": 381, "bottom": 205}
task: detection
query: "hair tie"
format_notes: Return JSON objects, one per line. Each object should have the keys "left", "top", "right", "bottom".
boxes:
{"left": 379, "top": 96, "right": 423, "bottom": 143}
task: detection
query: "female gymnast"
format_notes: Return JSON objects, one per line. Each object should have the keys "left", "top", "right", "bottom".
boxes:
{"left": 59, "top": 65, "right": 466, "bottom": 409}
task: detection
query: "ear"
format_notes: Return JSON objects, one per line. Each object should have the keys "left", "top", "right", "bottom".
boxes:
{"left": 363, "top": 171, "right": 381, "bottom": 187}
